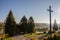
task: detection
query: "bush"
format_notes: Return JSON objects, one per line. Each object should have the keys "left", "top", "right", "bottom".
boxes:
{"left": 47, "top": 34, "right": 60, "bottom": 40}
{"left": 44, "top": 32, "right": 46, "bottom": 34}
{"left": 58, "top": 31, "right": 60, "bottom": 33}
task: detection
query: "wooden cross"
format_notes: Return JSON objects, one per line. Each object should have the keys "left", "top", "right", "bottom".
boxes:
{"left": 47, "top": 6, "right": 53, "bottom": 34}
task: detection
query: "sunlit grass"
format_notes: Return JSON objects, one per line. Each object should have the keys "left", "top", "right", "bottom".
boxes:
{"left": 24, "top": 33, "right": 45, "bottom": 37}
{"left": 52, "top": 32, "right": 60, "bottom": 37}
{"left": 31, "top": 38, "right": 38, "bottom": 40}
{"left": 4, "top": 37, "right": 12, "bottom": 40}
{"left": 24, "top": 33, "right": 38, "bottom": 37}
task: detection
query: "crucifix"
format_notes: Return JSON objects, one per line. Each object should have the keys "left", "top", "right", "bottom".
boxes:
{"left": 47, "top": 6, "right": 53, "bottom": 34}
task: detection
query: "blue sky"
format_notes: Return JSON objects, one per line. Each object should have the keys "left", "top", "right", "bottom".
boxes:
{"left": 0, "top": 0, "right": 60, "bottom": 23}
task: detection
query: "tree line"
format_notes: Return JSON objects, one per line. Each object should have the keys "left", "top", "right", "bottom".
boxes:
{"left": 5, "top": 10, "right": 35, "bottom": 37}
{"left": 4, "top": 10, "right": 58, "bottom": 37}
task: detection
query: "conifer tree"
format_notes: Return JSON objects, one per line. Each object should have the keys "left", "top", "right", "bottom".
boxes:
{"left": 5, "top": 10, "right": 16, "bottom": 37}
{"left": 19, "top": 16, "right": 27, "bottom": 34}
{"left": 53, "top": 19, "right": 58, "bottom": 32}
{"left": 28, "top": 16, "right": 35, "bottom": 33}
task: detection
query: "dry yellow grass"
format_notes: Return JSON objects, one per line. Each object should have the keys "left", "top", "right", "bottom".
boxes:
{"left": 31, "top": 38, "right": 38, "bottom": 40}
{"left": 0, "top": 34, "right": 5, "bottom": 39}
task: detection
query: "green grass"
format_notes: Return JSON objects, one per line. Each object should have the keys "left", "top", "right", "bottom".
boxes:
{"left": 4, "top": 33, "right": 45, "bottom": 40}
{"left": 24, "top": 33, "right": 45, "bottom": 37}
{"left": 4, "top": 37, "right": 12, "bottom": 40}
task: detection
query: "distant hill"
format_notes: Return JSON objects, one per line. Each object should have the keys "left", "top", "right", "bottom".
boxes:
{"left": 35, "top": 23, "right": 49, "bottom": 32}
{"left": 35, "top": 23, "right": 60, "bottom": 32}
{"left": 35, "top": 23, "right": 49, "bottom": 28}
{"left": 35, "top": 23, "right": 60, "bottom": 28}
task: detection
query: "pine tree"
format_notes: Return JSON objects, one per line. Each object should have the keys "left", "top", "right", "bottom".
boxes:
{"left": 19, "top": 16, "right": 27, "bottom": 34}
{"left": 5, "top": 10, "right": 16, "bottom": 37}
{"left": 28, "top": 16, "right": 35, "bottom": 33}
{"left": 53, "top": 19, "right": 58, "bottom": 32}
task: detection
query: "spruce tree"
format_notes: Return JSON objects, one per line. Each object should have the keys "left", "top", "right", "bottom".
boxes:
{"left": 28, "top": 16, "right": 35, "bottom": 33}
{"left": 53, "top": 19, "right": 58, "bottom": 32}
{"left": 19, "top": 16, "right": 27, "bottom": 34}
{"left": 5, "top": 10, "right": 16, "bottom": 37}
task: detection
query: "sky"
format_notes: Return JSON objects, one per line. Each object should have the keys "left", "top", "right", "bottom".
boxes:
{"left": 0, "top": 0, "right": 60, "bottom": 23}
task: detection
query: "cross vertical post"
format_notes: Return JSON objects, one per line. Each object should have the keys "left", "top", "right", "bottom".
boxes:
{"left": 47, "top": 6, "right": 53, "bottom": 34}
